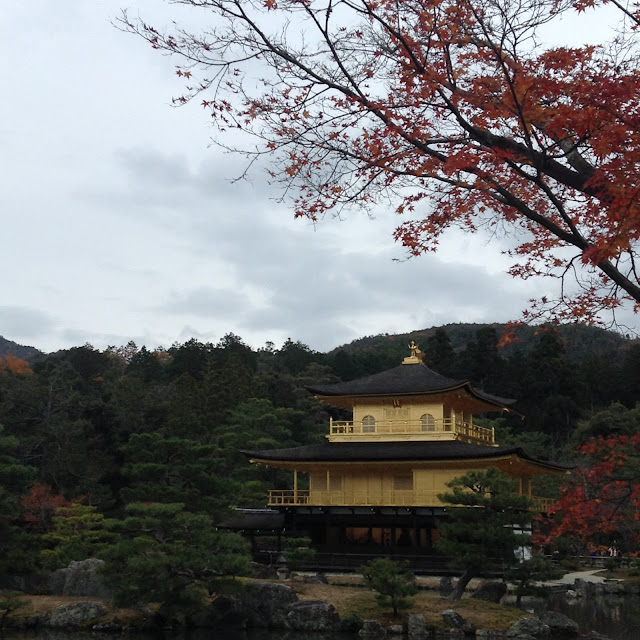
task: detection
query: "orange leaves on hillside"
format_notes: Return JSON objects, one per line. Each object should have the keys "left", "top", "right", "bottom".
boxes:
{"left": 0, "top": 354, "right": 32, "bottom": 375}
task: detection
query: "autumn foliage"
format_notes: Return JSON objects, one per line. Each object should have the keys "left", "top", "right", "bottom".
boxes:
{"left": 0, "top": 355, "right": 32, "bottom": 375}
{"left": 534, "top": 434, "right": 640, "bottom": 551}
{"left": 120, "top": 0, "right": 640, "bottom": 326}
{"left": 22, "top": 482, "right": 73, "bottom": 533}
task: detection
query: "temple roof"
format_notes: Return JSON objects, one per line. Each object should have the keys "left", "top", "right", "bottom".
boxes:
{"left": 307, "top": 362, "right": 515, "bottom": 409}
{"left": 245, "top": 441, "right": 568, "bottom": 472}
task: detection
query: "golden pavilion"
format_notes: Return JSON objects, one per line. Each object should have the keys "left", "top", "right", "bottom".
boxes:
{"left": 239, "top": 343, "right": 565, "bottom": 567}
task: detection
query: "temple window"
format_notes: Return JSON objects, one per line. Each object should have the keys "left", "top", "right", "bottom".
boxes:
{"left": 362, "top": 415, "right": 376, "bottom": 433}
{"left": 393, "top": 474, "right": 414, "bottom": 490}
{"left": 310, "top": 474, "right": 327, "bottom": 491}
{"left": 384, "top": 406, "right": 409, "bottom": 419}
{"left": 420, "top": 413, "right": 436, "bottom": 431}
{"left": 329, "top": 474, "right": 343, "bottom": 491}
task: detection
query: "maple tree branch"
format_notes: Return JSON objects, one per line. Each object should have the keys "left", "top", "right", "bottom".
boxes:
{"left": 596, "top": 257, "right": 640, "bottom": 303}
{"left": 606, "top": 0, "right": 640, "bottom": 27}
{"left": 500, "top": 155, "right": 586, "bottom": 244}
{"left": 547, "top": 133, "right": 596, "bottom": 178}
{"left": 121, "top": 0, "right": 640, "bottom": 323}
{"left": 359, "top": 0, "right": 427, "bottom": 74}
{"left": 468, "top": 3, "right": 540, "bottom": 159}
{"left": 629, "top": 250, "right": 639, "bottom": 285}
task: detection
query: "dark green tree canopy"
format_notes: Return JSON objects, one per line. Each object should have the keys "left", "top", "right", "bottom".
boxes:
{"left": 361, "top": 557, "right": 417, "bottom": 617}
{"left": 437, "top": 467, "right": 533, "bottom": 600}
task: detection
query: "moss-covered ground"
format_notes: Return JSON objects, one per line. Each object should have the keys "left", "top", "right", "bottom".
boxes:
{"left": 291, "top": 582, "right": 526, "bottom": 629}
{"left": 2, "top": 579, "right": 530, "bottom": 631}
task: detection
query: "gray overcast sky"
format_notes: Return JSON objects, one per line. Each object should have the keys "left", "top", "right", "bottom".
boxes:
{"left": 1, "top": 1, "right": 637, "bottom": 354}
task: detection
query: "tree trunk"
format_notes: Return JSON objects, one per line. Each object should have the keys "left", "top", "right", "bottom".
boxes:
{"left": 447, "top": 569, "right": 476, "bottom": 601}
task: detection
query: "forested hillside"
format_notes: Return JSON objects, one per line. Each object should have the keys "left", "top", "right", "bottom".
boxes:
{"left": 0, "top": 335, "right": 43, "bottom": 363}
{"left": 1, "top": 324, "right": 639, "bottom": 583}
{"left": 332, "top": 323, "right": 632, "bottom": 362}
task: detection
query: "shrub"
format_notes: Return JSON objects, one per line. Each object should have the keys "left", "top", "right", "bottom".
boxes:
{"left": 282, "top": 537, "right": 315, "bottom": 573}
{"left": 360, "top": 557, "right": 417, "bottom": 617}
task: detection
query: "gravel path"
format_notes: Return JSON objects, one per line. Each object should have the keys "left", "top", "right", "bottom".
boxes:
{"left": 545, "top": 569, "right": 610, "bottom": 585}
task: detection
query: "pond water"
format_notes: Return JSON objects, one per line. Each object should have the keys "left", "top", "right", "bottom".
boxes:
{"left": 548, "top": 593, "right": 640, "bottom": 639}
{"left": 2, "top": 598, "right": 640, "bottom": 640}
{"left": 0, "top": 632, "right": 354, "bottom": 640}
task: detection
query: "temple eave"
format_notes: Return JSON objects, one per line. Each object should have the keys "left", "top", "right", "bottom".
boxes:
{"left": 248, "top": 453, "right": 567, "bottom": 476}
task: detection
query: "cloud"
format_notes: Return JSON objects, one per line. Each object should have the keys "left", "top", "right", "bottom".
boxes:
{"left": 1, "top": 0, "right": 635, "bottom": 358}
{"left": 178, "top": 325, "right": 217, "bottom": 342}
{"left": 0, "top": 307, "right": 57, "bottom": 340}
{"left": 58, "top": 328, "right": 170, "bottom": 352}
{"left": 161, "top": 286, "right": 255, "bottom": 320}
{"left": 94, "top": 144, "right": 551, "bottom": 351}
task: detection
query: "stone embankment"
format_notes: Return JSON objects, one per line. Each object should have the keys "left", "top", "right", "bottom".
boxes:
{"left": 2, "top": 562, "right": 614, "bottom": 640}
{"left": 566, "top": 577, "right": 639, "bottom": 598}
{"left": 3, "top": 581, "right": 605, "bottom": 639}
{"left": 359, "top": 609, "right": 588, "bottom": 639}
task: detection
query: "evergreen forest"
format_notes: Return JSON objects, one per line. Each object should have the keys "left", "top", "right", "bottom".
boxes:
{"left": 1, "top": 323, "right": 640, "bottom": 596}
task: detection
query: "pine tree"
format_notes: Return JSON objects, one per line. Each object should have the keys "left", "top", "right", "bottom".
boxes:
{"left": 425, "top": 328, "right": 456, "bottom": 377}
{"left": 437, "top": 468, "right": 533, "bottom": 600}
{"left": 505, "top": 556, "right": 561, "bottom": 607}
{"left": 100, "top": 502, "right": 250, "bottom": 615}
{"left": 40, "top": 504, "right": 117, "bottom": 570}
{"left": 0, "top": 425, "right": 38, "bottom": 576}
{"left": 360, "top": 558, "right": 417, "bottom": 617}
{"left": 121, "top": 432, "right": 234, "bottom": 517}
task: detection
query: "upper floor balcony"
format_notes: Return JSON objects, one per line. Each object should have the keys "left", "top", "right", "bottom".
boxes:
{"left": 267, "top": 489, "right": 555, "bottom": 513}
{"left": 327, "top": 417, "right": 495, "bottom": 445}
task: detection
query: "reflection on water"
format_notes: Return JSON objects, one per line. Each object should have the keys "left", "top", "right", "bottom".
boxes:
{"left": 0, "top": 630, "right": 356, "bottom": 640}
{"left": 550, "top": 593, "right": 640, "bottom": 640}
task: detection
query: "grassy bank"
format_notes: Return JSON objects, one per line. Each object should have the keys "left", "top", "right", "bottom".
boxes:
{"left": 291, "top": 581, "right": 525, "bottom": 629}
{"left": 0, "top": 594, "right": 144, "bottom": 628}
{"left": 2, "top": 578, "right": 528, "bottom": 632}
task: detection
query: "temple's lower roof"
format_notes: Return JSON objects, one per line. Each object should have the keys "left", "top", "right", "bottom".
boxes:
{"left": 244, "top": 441, "right": 568, "bottom": 472}
{"left": 218, "top": 509, "right": 285, "bottom": 531}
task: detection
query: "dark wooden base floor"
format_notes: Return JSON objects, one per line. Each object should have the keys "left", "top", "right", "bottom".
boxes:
{"left": 253, "top": 549, "right": 508, "bottom": 576}
{"left": 224, "top": 507, "right": 508, "bottom": 576}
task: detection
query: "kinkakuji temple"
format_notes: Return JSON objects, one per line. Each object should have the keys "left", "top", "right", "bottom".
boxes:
{"left": 223, "top": 342, "right": 567, "bottom": 571}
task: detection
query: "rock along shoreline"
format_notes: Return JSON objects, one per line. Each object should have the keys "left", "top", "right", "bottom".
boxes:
{"left": 2, "top": 559, "right": 625, "bottom": 640}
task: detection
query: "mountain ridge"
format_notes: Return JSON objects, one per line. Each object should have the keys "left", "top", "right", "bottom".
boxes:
{"left": 0, "top": 335, "right": 44, "bottom": 363}
{"left": 329, "top": 322, "right": 634, "bottom": 362}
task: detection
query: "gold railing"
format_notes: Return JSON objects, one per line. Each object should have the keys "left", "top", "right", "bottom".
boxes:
{"left": 269, "top": 489, "right": 437, "bottom": 507}
{"left": 329, "top": 418, "right": 494, "bottom": 444}
{"left": 268, "top": 490, "right": 310, "bottom": 505}
{"left": 268, "top": 489, "right": 556, "bottom": 511}
{"left": 531, "top": 496, "right": 556, "bottom": 513}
